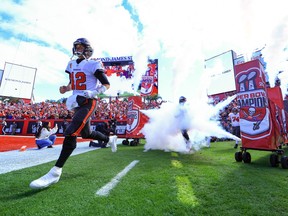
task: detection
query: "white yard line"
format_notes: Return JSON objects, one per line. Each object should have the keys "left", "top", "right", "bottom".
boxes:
{"left": 0, "top": 142, "right": 100, "bottom": 174}
{"left": 96, "top": 160, "right": 139, "bottom": 196}
{"left": 0, "top": 139, "right": 124, "bottom": 175}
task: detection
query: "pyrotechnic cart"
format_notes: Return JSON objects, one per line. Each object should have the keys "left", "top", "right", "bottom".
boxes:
{"left": 234, "top": 85, "right": 288, "bottom": 168}
{"left": 233, "top": 59, "right": 288, "bottom": 168}
{"left": 235, "top": 145, "right": 288, "bottom": 169}
{"left": 122, "top": 138, "right": 141, "bottom": 146}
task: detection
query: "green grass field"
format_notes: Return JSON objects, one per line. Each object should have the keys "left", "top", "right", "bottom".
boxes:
{"left": 1, "top": 140, "right": 288, "bottom": 216}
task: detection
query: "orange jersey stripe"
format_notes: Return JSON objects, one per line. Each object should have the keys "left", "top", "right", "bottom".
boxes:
{"left": 72, "top": 99, "right": 97, "bottom": 136}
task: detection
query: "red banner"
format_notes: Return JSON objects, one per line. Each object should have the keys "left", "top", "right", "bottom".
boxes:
{"left": 267, "top": 86, "right": 284, "bottom": 109}
{"left": 140, "top": 59, "right": 158, "bottom": 96}
{"left": 235, "top": 59, "right": 285, "bottom": 150}
{"left": 126, "top": 96, "right": 149, "bottom": 138}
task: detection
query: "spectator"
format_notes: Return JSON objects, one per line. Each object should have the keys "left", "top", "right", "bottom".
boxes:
{"left": 228, "top": 107, "right": 241, "bottom": 148}
{"left": 36, "top": 119, "right": 42, "bottom": 133}
{"left": 10, "top": 121, "right": 17, "bottom": 135}
{"left": 35, "top": 121, "right": 58, "bottom": 149}
{"left": 1, "top": 118, "right": 7, "bottom": 135}
{"left": 89, "top": 122, "right": 110, "bottom": 148}
{"left": 108, "top": 117, "right": 117, "bottom": 135}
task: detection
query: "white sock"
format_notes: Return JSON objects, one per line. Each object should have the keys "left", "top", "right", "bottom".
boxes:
{"left": 52, "top": 166, "right": 62, "bottom": 172}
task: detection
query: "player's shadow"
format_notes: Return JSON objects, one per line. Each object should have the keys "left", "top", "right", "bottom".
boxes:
{"left": 0, "top": 187, "right": 49, "bottom": 202}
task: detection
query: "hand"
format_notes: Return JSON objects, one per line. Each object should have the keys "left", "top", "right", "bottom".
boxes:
{"left": 60, "top": 86, "right": 67, "bottom": 94}
{"left": 83, "top": 86, "right": 107, "bottom": 98}
{"left": 83, "top": 90, "right": 97, "bottom": 98}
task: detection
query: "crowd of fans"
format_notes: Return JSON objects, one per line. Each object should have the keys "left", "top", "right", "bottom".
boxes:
{"left": 0, "top": 100, "right": 73, "bottom": 120}
{"left": 216, "top": 96, "right": 239, "bottom": 140}
{"left": 0, "top": 97, "right": 129, "bottom": 121}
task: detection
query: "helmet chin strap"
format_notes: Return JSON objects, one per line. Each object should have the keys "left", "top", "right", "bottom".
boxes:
{"left": 78, "top": 51, "right": 89, "bottom": 59}
{"left": 75, "top": 51, "right": 82, "bottom": 56}
{"left": 71, "top": 51, "right": 87, "bottom": 60}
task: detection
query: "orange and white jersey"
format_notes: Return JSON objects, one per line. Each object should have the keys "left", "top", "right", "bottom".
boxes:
{"left": 228, "top": 112, "right": 240, "bottom": 127}
{"left": 65, "top": 59, "right": 104, "bottom": 95}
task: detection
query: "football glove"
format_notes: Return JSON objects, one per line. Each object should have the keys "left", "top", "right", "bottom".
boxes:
{"left": 96, "top": 85, "right": 107, "bottom": 94}
{"left": 83, "top": 85, "right": 107, "bottom": 98}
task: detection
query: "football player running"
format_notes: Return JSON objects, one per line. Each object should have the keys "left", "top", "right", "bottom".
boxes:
{"left": 30, "top": 38, "right": 117, "bottom": 189}
{"left": 175, "top": 96, "right": 191, "bottom": 151}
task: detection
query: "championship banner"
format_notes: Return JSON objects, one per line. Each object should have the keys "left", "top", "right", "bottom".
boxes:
{"left": 140, "top": 59, "right": 158, "bottom": 96}
{"left": 235, "top": 59, "right": 274, "bottom": 150}
{"left": 126, "top": 96, "right": 149, "bottom": 138}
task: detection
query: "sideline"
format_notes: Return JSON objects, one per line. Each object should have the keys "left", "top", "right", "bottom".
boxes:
{"left": 0, "top": 141, "right": 100, "bottom": 174}
{"left": 96, "top": 160, "right": 139, "bottom": 196}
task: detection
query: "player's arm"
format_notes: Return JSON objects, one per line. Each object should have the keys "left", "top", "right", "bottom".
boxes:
{"left": 94, "top": 68, "right": 110, "bottom": 90}
{"left": 59, "top": 71, "right": 72, "bottom": 94}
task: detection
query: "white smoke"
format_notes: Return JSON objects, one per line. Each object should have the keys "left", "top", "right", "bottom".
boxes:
{"left": 141, "top": 94, "right": 240, "bottom": 154}
{"left": 105, "top": 74, "right": 139, "bottom": 96}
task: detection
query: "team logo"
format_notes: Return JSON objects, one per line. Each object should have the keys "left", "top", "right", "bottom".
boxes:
{"left": 236, "top": 67, "right": 271, "bottom": 138}
{"left": 126, "top": 100, "right": 140, "bottom": 133}
{"left": 140, "top": 76, "right": 153, "bottom": 95}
